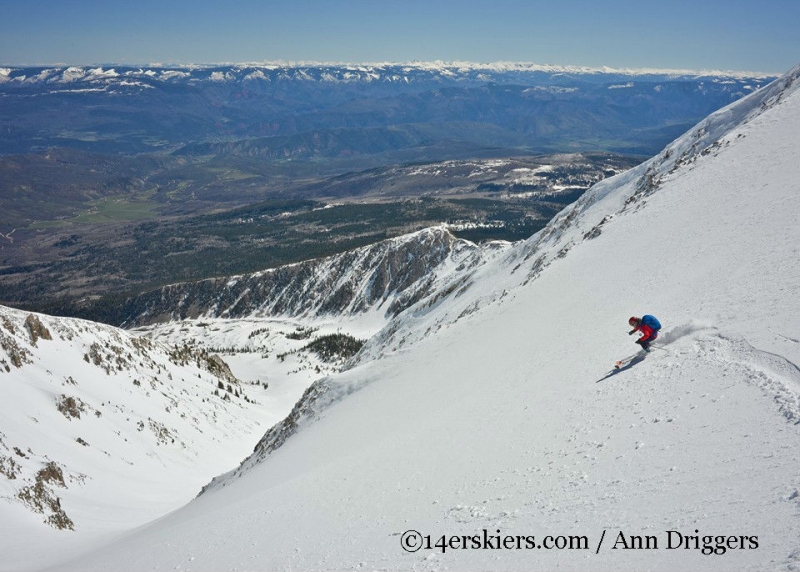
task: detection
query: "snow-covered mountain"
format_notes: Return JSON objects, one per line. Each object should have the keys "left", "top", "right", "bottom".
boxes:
{"left": 203, "top": 62, "right": 800, "bottom": 487}
{"left": 350, "top": 62, "right": 800, "bottom": 364}
{"left": 4, "top": 61, "right": 800, "bottom": 571}
{"left": 43, "top": 63, "right": 800, "bottom": 571}
{"left": 0, "top": 62, "right": 774, "bottom": 89}
{"left": 0, "top": 305, "right": 283, "bottom": 568}
{"left": 122, "top": 226, "right": 508, "bottom": 328}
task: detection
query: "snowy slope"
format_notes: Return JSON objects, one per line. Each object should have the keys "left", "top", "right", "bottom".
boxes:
{"left": 345, "top": 63, "right": 800, "bottom": 366}
{"left": 39, "top": 63, "right": 800, "bottom": 571}
{"left": 0, "top": 306, "right": 282, "bottom": 570}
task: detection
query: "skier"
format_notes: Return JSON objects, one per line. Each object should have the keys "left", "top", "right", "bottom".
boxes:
{"left": 628, "top": 315, "right": 661, "bottom": 352}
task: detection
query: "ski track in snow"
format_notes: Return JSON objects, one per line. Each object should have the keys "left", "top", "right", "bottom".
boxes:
{"left": 608, "top": 321, "right": 800, "bottom": 424}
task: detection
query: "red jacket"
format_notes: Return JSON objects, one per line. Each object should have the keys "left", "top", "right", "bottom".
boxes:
{"left": 632, "top": 323, "right": 657, "bottom": 342}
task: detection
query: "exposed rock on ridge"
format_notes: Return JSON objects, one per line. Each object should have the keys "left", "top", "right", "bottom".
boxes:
{"left": 123, "top": 227, "right": 499, "bottom": 327}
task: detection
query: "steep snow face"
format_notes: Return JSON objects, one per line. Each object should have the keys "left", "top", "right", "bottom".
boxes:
{"left": 123, "top": 226, "right": 508, "bottom": 328}
{"left": 353, "top": 63, "right": 800, "bottom": 364}
{"left": 55, "top": 64, "right": 800, "bottom": 571}
{"left": 0, "top": 306, "right": 276, "bottom": 570}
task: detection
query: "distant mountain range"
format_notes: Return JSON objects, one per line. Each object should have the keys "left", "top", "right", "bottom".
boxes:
{"left": 0, "top": 61, "right": 773, "bottom": 86}
{"left": 0, "top": 63, "right": 776, "bottom": 157}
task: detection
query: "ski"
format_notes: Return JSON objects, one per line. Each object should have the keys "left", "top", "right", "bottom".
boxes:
{"left": 614, "top": 350, "right": 647, "bottom": 369}
{"left": 598, "top": 350, "right": 648, "bottom": 382}
{"left": 614, "top": 343, "right": 670, "bottom": 369}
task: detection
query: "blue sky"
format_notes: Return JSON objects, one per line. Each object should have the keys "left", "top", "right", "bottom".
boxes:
{"left": 1, "top": 0, "right": 797, "bottom": 73}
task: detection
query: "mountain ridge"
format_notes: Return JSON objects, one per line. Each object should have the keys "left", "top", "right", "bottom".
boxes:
{"left": 121, "top": 226, "right": 508, "bottom": 328}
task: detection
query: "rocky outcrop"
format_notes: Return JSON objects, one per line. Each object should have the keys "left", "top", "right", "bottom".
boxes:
{"left": 25, "top": 314, "right": 52, "bottom": 345}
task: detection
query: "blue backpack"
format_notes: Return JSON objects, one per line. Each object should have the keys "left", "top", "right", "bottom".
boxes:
{"left": 641, "top": 314, "right": 662, "bottom": 331}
